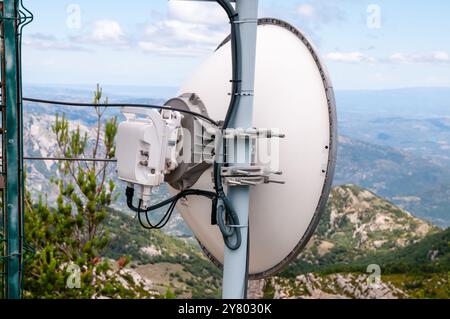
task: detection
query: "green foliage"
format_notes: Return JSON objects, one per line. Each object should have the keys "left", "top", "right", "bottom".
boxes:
{"left": 23, "top": 85, "right": 152, "bottom": 299}
{"left": 361, "top": 227, "right": 450, "bottom": 274}
{"left": 262, "top": 280, "right": 275, "bottom": 299}
{"left": 164, "top": 288, "right": 176, "bottom": 299}
{"left": 384, "top": 273, "right": 449, "bottom": 299}
{"left": 281, "top": 228, "right": 450, "bottom": 277}
{"left": 103, "top": 209, "right": 222, "bottom": 299}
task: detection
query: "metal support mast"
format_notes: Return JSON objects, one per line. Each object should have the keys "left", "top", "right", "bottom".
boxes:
{"left": 222, "top": 0, "right": 258, "bottom": 299}
{"left": 1, "top": 0, "right": 24, "bottom": 299}
{"left": 178, "top": 0, "right": 259, "bottom": 299}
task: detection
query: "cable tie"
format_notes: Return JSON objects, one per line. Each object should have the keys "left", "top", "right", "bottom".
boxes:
{"left": 234, "top": 90, "right": 254, "bottom": 96}
{"left": 232, "top": 19, "right": 258, "bottom": 24}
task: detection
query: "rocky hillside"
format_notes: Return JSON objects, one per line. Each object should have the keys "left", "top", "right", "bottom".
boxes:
{"left": 249, "top": 228, "right": 449, "bottom": 299}
{"left": 248, "top": 273, "right": 407, "bottom": 299}
{"left": 299, "top": 185, "right": 437, "bottom": 265}
{"left": 102, "top": 185, "right": 448, "bottom": 299}
{"left": 261, "top": 185, "right": 449, "bottom": 299}
{"left": 248, "top": 272, "right": 448, "bottom": 299}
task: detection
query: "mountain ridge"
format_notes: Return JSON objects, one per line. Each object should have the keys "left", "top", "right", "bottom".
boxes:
{"left": 103, "top": 184, "right": 448, "bottom": 299}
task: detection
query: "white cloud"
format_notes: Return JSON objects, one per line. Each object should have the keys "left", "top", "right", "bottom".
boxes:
{"left": 91, "top": 20, "right": 126, "bottom": 44}
{"left": 138, "top": 2, "right": 230, "bottom": 56}
{"left": 87, "top": 20, "right": 128, "bottom": 45}
{"left": 388, "top": 51, "right": 450, "bottom": 64}
{"left": 66, "top": 19, "right": 130, "bottom": 49}
{"left": 168, "top": 1, "right": 228, "bottom": 26}
{"left": 297, "top": 4, "right": 315, "bottom": 18}
{"left": 145, "top": 20, "right": 222, "bottom": 47}
{"left": 295, "top": 1, "right": 345, "bottom": 27}
{"left": 138, "top": 41, "right": 205, "bottom": 57}
{"left": 138, "top": 19, "right": 226, "bottom": 56}
{"left": 23, "top": 33, "right": 89, "bottom": 51}
{"left": 425, "top": 76, "right": 447, "bottom": 85}
{"left": 326, "top": 50, "right": 450, "bottom": 66}
{"left": 25, "top": 3, "right": 231, "bottom": 56}
{"left": 24, "top": 21, "right": 129, "bottom": 51}
{"left": 326, "top": 51, "right": 376, "bottom": 63}
{"left": 293, "top": 1, "right": 346, "bottom": 42}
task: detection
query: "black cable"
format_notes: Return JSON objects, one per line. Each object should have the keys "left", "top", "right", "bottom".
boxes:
{"left": 23, "top": 156, "right": 116, "bottom": 163}
{"left": 127, "top": 186, "right": 216, "bottom": 230}
{"left": 135, "top": 191, "right": 176, "bottom": 230}
{"left": 213, "top": 0, "right": 243, "bottom": 251}
{"left": 215, "top": 0, "right": 242, "bottom": 128}
{"left": 140, "top": 196, "right": 182, "bottom": 230}
{"left": 22, "top": 97, "right": 219, "bottom": 127}
{"left": 216, "top": 194, "right": 241, "bottom": 250}
{"left": 138, "top": 192, "right": 205, "bottom": 230}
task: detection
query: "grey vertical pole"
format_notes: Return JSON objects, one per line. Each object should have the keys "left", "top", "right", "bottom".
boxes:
{"left": 222, "top": 0, "right": 258, "bottom": 299}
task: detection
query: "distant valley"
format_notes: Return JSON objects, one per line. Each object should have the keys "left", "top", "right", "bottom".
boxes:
{"left": 336, "top": 87, "right": 450, "bottom": 227}
{"left": 20, "top": 85, "right": 450, "bottom": 227}
{"left": 335, "top": 136, "right": 450, "bottom": 227}
{"left": 16, "top": 85, "right": 450, "bottom": 299}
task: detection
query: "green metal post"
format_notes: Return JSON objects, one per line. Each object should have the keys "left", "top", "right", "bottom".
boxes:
{"left": 2, "top": 0, "right": 22, "bottom": 299}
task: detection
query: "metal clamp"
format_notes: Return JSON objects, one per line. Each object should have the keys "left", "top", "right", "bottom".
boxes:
{"left": 221, "top": 166, "right": 285, "bottom": 187}
{"left": 232, "top": 19, "right": 258, "bottom": 24}
{"left": 223, "top": 128, "right": 285, "bottom": 139}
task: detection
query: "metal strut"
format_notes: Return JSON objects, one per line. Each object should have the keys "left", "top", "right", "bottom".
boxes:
{"left": 0, "top": 0, "right": 31, "bottom": 299}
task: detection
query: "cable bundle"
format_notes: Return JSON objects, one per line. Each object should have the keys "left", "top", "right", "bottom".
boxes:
{"left": 212, "top": 0, "right": 244, "bottom": 250}
{"left": 126, "top": 186, "right": 216, "bottom": 230}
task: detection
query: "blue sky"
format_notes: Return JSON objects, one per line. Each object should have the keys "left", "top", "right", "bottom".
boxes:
{"left": 22, "top": 0, "right": 450, "bottom": 90}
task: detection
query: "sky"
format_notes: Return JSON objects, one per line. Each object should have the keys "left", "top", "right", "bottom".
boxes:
{"left": 22, "top": 0, "right": 450, "bottom": 90}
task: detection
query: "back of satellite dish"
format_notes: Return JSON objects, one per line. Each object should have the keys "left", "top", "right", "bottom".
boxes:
{"left": 116, "top": 16, "right": 336, "bottom": 279}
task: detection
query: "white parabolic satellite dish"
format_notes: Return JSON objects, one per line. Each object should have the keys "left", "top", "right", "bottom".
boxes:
{"left": 171, "top": 19, "right": 337, "bottom": 279}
